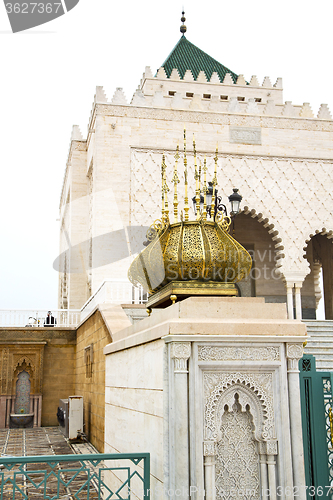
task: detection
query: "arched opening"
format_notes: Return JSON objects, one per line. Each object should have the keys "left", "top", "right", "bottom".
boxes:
{"left": 232, "top": 212, "right": 286, "bottom": 305}
{"left": 305, "top": 233, "right": 333, "bottom": 319}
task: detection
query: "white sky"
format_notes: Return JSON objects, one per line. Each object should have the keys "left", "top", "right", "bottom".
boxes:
{"left": 0, "top": 0, "right": 332, "bottom": 311}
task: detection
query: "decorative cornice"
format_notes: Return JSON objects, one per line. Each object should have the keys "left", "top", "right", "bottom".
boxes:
{"left": 131, "top": 146, "right": 333, "bottom": 164}
{"left": 96, "top": 104, "right": 333, "bottom": 133}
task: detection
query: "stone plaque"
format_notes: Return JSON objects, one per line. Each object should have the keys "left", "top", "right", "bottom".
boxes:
{"left": 230, "top": 127, "right": 262, "bottom": 145}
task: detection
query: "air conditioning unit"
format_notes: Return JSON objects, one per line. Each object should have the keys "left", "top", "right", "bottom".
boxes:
{"left": 57, "top": 396, "right": 83, "bottom": 440}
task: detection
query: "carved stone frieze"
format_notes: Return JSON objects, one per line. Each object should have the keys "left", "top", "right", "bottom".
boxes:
{"left": 198, "top": 345, "right": 280, "bottom": 362}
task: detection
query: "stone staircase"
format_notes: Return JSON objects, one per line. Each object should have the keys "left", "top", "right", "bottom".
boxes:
{"left": 303, "top": 320, "right": 333, "bottom": 371}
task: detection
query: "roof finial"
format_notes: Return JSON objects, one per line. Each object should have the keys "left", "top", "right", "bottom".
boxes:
{"left": 180, "top": 10, "right": 187, "bottom": 36}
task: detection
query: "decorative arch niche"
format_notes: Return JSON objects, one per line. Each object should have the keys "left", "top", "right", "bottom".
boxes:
{"left": 204, "top": 372, "right": 277, "bottom": 500}
{"left": 13, "top": 357, "right": 36, "bottom": 395}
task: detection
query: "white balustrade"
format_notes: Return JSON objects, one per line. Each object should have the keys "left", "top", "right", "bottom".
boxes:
{"left": 0, "top": 309, "right": 81, "bottom": 328}
{"left": 0, "top": 281, "right": 147, "bottom": 327}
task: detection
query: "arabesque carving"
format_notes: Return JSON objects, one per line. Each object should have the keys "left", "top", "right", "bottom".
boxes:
{"left": 204, "top": 372, "right": 275, "bottom": 441}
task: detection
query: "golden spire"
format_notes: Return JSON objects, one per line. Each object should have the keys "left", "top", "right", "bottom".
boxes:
{"left": 193, "top": 135, "right": 200, "bottom": 220}
{"left": 202, "top": 156, "right": 208, "bottom": 220}
{"left": 183, "top": 129, "right": 189, "bottom": 221}
{"left": 161, "top": 154, "right": 169, "bottom": 219}
{"left": 172, "top": 145, "right": 180, "bottom": 222}
{"left": 211, "top": 145, "right": 218, "bottom": 219}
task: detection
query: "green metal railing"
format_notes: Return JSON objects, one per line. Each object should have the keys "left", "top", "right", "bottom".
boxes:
{"left": 0, "top": 452, "right": 150, "bottom": 500}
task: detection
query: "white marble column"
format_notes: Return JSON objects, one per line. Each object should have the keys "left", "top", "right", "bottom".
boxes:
{"left": 294, "top": 283, "right": 302, "bottom": 320}
{"left": 285, "top": 282, "right": 294, "bottom": 320}
{"left": 286, "top": 343, "right": 306, "bottom": 500}
{"left": 203, "top": 442, "right": 216, "bottom": 500}
{"left": 259, "top": 442, "right": 269, "bottom": 500}
{"left": 170, "top": 342, "right": 191, "bottom": 499}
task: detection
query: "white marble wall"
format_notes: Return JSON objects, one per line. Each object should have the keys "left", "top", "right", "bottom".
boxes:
{"left": 104, "top": 297, "right": 307, "bottom": 500}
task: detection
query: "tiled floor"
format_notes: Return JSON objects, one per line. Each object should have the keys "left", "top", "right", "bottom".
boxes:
{"left": 0, "top": 427, "right": 100, "bottom": 499}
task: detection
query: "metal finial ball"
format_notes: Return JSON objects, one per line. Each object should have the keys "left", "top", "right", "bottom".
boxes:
{"left": 180, "top": 10, "right": 186, "bottom": 34}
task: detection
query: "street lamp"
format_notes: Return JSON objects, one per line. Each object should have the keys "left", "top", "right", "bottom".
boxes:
{"left": 192, "top": 184, "right": 242, "bottom": 219}
{"left": 228, "top": 188, "right": 242, "bottom": 217}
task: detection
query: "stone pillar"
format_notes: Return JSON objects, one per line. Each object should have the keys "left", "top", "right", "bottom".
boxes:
{"left": 170, "top": 342, "right": 191, "bottom": 498}
{"left": 0, "top": 396, "right": 7, "bottom": 428}
{"left": 259, "top": 443, "right": 268, "bottom": 500}
{"left": 285, "top": 282, "right": 294, "bottom": 319}
{"left": 266, "top": 441, "right": 278, "bottom": 500}
{"left": 203, "top": 442, "right": 216, "bottom": 500}
{"left": 286, "top": 343, "right": 306, "bottom": 500}
{"left": 294, "top": 283, "right": 302, "bottom": 320}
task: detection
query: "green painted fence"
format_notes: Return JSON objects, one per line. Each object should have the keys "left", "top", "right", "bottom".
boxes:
{"left": 0, "top": 452, "right": 150, "bottom": 500}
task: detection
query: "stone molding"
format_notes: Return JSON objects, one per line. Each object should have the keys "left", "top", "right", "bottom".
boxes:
{"left": 96, "top": 104, "right": 333, "bottom": 132}
{"left": 198, "top": 345, "right": 280, "bottom": 362}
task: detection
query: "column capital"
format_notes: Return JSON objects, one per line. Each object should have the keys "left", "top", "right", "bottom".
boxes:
{"left": 170, "top": 342, "right": 191, "bottom": 373}
{"left": 286, "top": 343, "right": 303, "bottom": 359}
{"left": 286, "top": 343, "right": 303, "bottom": 372}
{"left": 203, "top": 441, "right": 215, "bottom": 457}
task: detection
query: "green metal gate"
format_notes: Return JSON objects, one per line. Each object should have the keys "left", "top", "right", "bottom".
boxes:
{"left": 299, "top": 354, "right": 333, "bottom": 500}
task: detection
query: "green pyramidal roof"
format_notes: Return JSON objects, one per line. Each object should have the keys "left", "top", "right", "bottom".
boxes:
{"left": 161, "top": 36, "right": 238, "bottom": 83}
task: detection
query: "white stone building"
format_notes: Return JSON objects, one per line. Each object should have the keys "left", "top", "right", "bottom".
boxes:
{"left": 58, "top": 24, "right": 333, "bottom": 320}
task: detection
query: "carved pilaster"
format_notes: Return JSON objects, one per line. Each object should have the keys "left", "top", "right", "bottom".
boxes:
{"left": 170, "top": 342, "right": 191, "bottom": 373}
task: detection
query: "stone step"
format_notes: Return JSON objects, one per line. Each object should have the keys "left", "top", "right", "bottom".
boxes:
{"left": 304, "top": 321, "right": 333, "bottom": 328}
{"left": 305, "top": 342, "right": 333, "bottom": 349}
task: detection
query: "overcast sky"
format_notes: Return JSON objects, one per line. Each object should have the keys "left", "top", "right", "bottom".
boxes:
{"left": 0, "top": 0, "right": 332, "bottom": 311}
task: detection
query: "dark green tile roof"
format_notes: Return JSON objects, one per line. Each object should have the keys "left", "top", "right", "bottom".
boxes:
{"left": 160, "top": 36, "right": 238, "bottom": 83}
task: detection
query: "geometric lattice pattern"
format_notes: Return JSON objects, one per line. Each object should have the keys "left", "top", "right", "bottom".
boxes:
{"left": 215, "top": 394, "right": 259, "bottom": 500}
{"left": 0, "top": 453, "right": 150, "bottom": 500}
{"left": 323, "top": 377, "right": 333, "bottom": 496}
{"left": 131, "top": 149, "right": 333, "bottom": 280}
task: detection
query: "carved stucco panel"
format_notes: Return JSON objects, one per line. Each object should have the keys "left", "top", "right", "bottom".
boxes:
{"left": 198, "top": 345, "right": 280, "bottom": 361}
{"left": 204, "top": 372, "right": 275, "bottom": 442}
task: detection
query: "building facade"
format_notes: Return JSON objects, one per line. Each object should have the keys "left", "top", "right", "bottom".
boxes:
{"left": 58, "top": 32, "right": 333, "bottom": 320}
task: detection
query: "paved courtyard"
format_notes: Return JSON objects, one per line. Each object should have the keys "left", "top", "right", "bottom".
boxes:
{"left": 0, "top": 427, "right": 101, "bottom": 499}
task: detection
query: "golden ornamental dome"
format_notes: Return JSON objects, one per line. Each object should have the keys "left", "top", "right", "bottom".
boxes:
{"left": 128, "top": 217, "right": 252, "bottom": 295}
{"left": 128, "top": 131, "right": 252, "bottom": 308}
